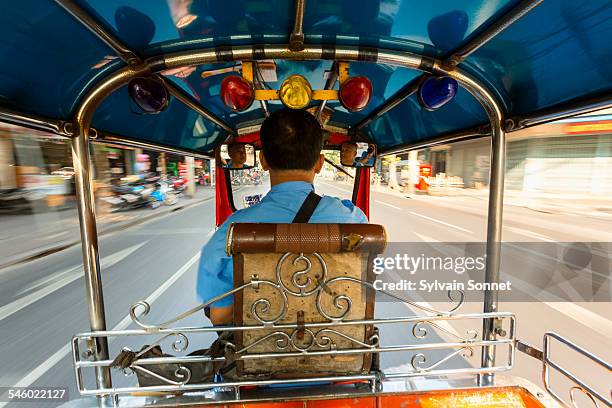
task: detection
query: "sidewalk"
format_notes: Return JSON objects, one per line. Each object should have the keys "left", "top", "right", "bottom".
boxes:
{"left": 0, "top": 186, "right": 215, "bottom": 270}
{"left": 369, "top": 182, "right": 612, "bottom": 218}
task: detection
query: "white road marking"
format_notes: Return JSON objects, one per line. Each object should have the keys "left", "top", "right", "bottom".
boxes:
{"left": 0, "top": 250, "right": 202, "bottom": 405}
{"left": 414, "top": 232, "right": 440, "bottom": 242}
{"left": 316, "top": 181, "right": 352, "bottom": 193}
{"left": 502, "top": 273, "right": 612, "bottom": 339}
{"left": 407, "top": 211, "right": 473, "bottom": 234}
{"left": 110, "top": 251, "right": 202, "bottom": 332}
{"left": 542, "top": 302, "right": 612, "bottom": 339}
{"left": 14, "top": 268, "right": 76, "bottom": 296}
{"left": 0, "top": 242, "right": 149, "bottom": 321}
{"left": 506, "top": 226, "right": 555, "bottom": 242}
{"left": 375, "top": 200, "right": 401, "bottom": 210}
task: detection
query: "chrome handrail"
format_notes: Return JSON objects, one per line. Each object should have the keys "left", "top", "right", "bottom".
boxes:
{"left": 543, "top": 332, "right": 611, "bottom": 408}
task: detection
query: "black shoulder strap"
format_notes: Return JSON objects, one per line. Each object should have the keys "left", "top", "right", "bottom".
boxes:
{"left": 292, "top": 191, "right": 322, "bottom": 223}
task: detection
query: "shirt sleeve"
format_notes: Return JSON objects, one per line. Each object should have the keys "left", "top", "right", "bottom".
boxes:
{"left": 196, "top": 220, "right": 234, "bottom": 308}
{"left": 340, "top": 199, "right": 368, "bottom": 223}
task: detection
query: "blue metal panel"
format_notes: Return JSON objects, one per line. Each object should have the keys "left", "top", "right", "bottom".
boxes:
{"left": 0, "top": 0, "right": 120, "bottom": 119}
{"left": 92, "top": 86, "right": 224, "bottom": 153}
{"left": 366, "top": 87, "right": 488, "bottom": 149}
{"left": 77, "top": 0, "right": 517, "bottom": 56}
{"left": 0, "top": 0, "right": 610, "bottom": 153}
{"left": 466, "top": 0, "right": 612, "bottom": 115}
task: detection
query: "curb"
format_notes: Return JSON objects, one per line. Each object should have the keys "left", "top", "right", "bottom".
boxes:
{"left": 0, "top": 194, "right": 216, "bottom": 270}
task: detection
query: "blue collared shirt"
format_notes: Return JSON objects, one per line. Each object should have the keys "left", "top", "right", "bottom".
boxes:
{"left": 197, "top": 181, "right": 368, "bottom": 307}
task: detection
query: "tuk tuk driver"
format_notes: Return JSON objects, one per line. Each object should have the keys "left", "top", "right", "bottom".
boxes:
{"left": 341, "top": 142, "right": 374, "bottom": 167}
{"left": 197, "top": 108, "right": 368, "bottom": 326}
{"left": 223, "top": 143, "right": 248, "bottom": 169}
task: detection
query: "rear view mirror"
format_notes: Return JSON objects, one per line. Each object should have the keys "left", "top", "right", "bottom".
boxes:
{"left": 220, "top": 143, "right": 256, "bottom": 170}
{"left": 340, "top": 142, "right": 377, "bottom": 167}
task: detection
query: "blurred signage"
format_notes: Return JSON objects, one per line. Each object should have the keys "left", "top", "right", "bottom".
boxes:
{"left": 106, "top": 148, "right": 120, "bottom": 159}
{"left": 178, "top": 163, "right": 188, "bottom": 176}
{"left": 20, "top": 174, "right": 67, "bottom": 195}
{"left": 565, "top": 120, "right": 612, "bottom": 135}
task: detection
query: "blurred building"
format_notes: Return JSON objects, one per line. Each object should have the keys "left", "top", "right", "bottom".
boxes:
{"left": 394, "top": 112, "right": 612, "bottom": 196}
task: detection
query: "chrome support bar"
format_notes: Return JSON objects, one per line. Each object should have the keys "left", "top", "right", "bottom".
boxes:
{"left": 380, "top": 125, "right": 489, "bottom": 155}
{"left": 439, "top": 66, "right": 506, "bottom": 386}
{"left": 253, "top": 62, "right": 270, "bottom": 118}
{"left": 445, "top": 0, "right": 544, "bottom": 67}
{"left": 159, "top": 76, "right": 236, "bottom": 135}
{"left": 71, "top": 119, "right": 112, "bottom": 395}
{"left": 506, "top": 92, "right": 612, "bottom": 131}
{"left": 76, "top": 311, "right": 516, "bottom": 338}
{"left": 70, "top": 64, "right": 149, "bottom": 403}
{"left": 289, "top": 0, "right": 307, "bottom": 51}
{"left": 0, "top": 108, "right": 70, "bottom": 136}
{"left": 316, "top": 62, "right": 339, "bottom": 121}
{"left": 353, "top": 75, "right": 424, "bottom": 131}
{"left": 95, "top": 132, "right": 212, "bottom": 159}
{"left": 515, "top": 339, "right": 543, "bottom": 361}
{"left": 480, "top": 115, "right": 506, "bottom": 385}
{"left": 155, "top": 45, "right": 425, "bottom": 72}
{"left": 54, "top": 0, "right": 141, "bottom": 66}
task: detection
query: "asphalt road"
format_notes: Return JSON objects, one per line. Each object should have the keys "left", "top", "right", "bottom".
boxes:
{"left": 0, "top": 179, "right": 610, "bottom": 407}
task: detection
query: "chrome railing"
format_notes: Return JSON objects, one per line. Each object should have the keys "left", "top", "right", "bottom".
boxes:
{"left": 543, "top": 332, "right": 611, "bottom": 408}
{"left": 71, "top": 251, "right": 516, "bottom": 402}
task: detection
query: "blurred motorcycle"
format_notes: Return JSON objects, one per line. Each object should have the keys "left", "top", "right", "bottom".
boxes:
{"left": 149, "top": 182, "right": 179, "bottom": 209}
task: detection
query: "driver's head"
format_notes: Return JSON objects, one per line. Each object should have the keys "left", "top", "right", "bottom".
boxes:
{"left": 259, "top": 108, "right": 324, "bottom": 177}
{"left": 341, "top": 142, "right": 358, "bottom": 165}
{"left": 227, "top": 143, "right": 247, "bottom": 167}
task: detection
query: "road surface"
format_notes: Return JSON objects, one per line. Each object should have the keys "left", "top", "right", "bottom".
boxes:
{"left": 0, "top": 179, "right": 609, "bottom": 406}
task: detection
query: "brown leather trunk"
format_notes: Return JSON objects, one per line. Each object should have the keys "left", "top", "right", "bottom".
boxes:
{"left": 228, "top": 223, "right": 386, "bottom": 379}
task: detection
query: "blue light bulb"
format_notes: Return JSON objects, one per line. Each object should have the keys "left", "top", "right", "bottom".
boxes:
{"left": 128, "top": 77, "right": 169, "bottom": 114}
{"left": 418, "top": 76, "right": 459, "bottom": 111}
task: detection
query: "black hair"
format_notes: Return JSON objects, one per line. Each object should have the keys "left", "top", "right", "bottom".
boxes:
{"left": 259, "top": 108, "right": 323, "bottom": 171}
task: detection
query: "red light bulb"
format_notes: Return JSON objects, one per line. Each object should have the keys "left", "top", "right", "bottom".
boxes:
{"left": 339, "top": 76, "right": 373, "bottom": 112}
{"left": 220, "top": 75, "right": 254, "bottom": 111}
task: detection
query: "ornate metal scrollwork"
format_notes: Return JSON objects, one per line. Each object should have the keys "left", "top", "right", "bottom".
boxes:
{"left": 130, "top": 364, "right": 192, "bottom": 386}
{"left": 230, "top": 327, "right": 378, "bottom": 354}
{"left": 569, "top": 386, "right": 601, "bottom": 408}
{"left": 276, "top": 252, "right": 328, "bottom": 296}
{"left": 135, "top": 332, "right": 189, "bottom": 357}
{"left": 411, "top": 321, "right": 478, "bottom": 342}
{"left": 249, "top": 279, "right": 289, "bottom": 325}
{"left": 410, "top": 347, "right": 474, "bottom": 372}
{"left": 128, "top": 251, "right": 466, "bottom": 332}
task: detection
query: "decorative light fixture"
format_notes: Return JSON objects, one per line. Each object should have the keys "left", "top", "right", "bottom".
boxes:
{"left": 220, "top": 75, "right": 254, "bottom": 111}
{"left": 279, "top": 75, "right": 312, "bottom": 109}
{"left": 339, "top": 76, "right": 373, "bottom": 112}
{"left": 418, "top": 76, "right": 459, "bottom": 111}
{"left": 128, "top": 77, "right": 169, "bottom": 114}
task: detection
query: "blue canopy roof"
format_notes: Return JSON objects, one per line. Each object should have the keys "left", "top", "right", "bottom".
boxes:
{"left": 0, "top": 0, "right": 610, "bottom": 153}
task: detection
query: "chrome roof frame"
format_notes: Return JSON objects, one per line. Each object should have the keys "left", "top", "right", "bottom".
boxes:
{"left": 66, "top": 41, "right": 507, "bottom": 399}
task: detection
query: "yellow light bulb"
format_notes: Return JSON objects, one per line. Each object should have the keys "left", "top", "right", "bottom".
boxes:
{"left": 279, "top": 75, "right": 312, "bottom": 109}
